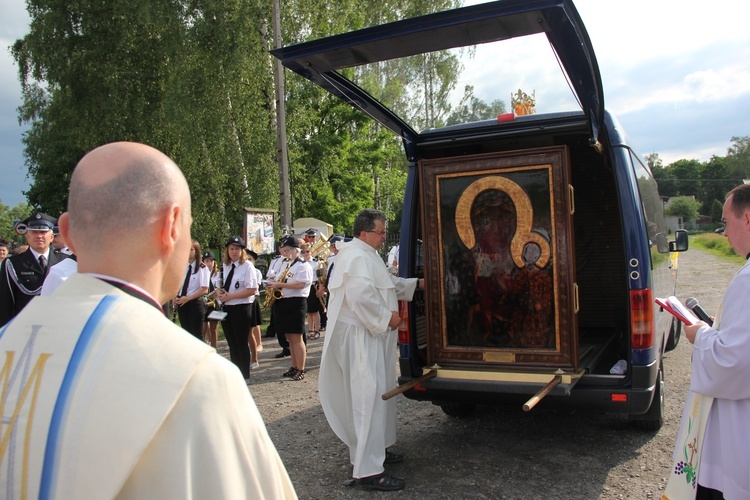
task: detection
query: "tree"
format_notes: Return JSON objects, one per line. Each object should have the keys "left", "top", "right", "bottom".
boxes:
{"left": 698, "top": 155, "right": 739, "bottom": 214}
{"left": 665, "top": 196, "right": 701, "bottom": 221}
{"left": 280, "top": 0, "right": 462, "bottom": 232}
{"left": 647, "top": 153, "right": 678, "bottom": 197}
{"left": 0, "top": 200, "right": 32, "bottom": 244}
{"left": 666, "top": 159, "right": 702, "bottom": 197}
{"left": 711, "top": 199, "right": 723, "bottom": 223}
{"left": 726, "top": 136, "right": 750, "bottom": 179}
{"left": 12, "top": 0, "right": 280, "bottom": 246}
{"left": 446, "top": 85, "right": 506, "bottom": 126}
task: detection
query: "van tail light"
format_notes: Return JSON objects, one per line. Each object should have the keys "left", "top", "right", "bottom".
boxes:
{"left": 630, "top": 289, "right": 654, "bottom": 349}
{"left": 398, "top": 300, "right": 410, "bottom": 345}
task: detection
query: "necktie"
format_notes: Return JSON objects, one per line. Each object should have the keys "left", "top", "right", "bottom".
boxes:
{"left": 224, "top": 263, "right": 236, "bottom": 291}
{"left": 39, "top": 255, "right": 47, "bottom": 272}
{"left": 180, "top": 264, "right": 191, "bottom": 297}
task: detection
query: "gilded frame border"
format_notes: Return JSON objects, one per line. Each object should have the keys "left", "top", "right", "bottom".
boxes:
{"left": 419, "top": 146, "right": 577, "bottom": 370}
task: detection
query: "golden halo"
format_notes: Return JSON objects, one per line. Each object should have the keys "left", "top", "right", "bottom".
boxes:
{"left": 454, "top": 176, "right": 550, "bottom": 268}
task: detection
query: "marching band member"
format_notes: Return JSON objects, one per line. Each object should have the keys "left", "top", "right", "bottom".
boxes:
{"left": 174, "top": 240, "right": 209, "bottom": 340}
{"left": 300, "top": 242, "right": 322, "bottom": 340}
{"left": 246, "top": 249, "right": 264, "bottom": 355}
{"left": 215, "top": 236, "right": 258, "bottom": 380}
{"left": 266, "top": 237, "right": 313, "bottom": 381}
{"left": 264, "top": 243, "right": 287, "bottom": 340}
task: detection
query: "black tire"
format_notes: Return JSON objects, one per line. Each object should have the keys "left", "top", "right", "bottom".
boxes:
{"left": 629, "top": 366, "right": 664, "bottom": 431}
{"left": 665, "top": 316, "right": 681, "bottom": 351}
{"left": 440, "top": 403, "right": 477, "bottom": 418}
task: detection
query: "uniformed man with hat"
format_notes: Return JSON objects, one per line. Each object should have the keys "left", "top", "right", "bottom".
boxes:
{"left": 303, "top": 228, "right": 318, "bottom": 245}
{"left": 0, "top": 212, "right": 69, "bottom": 326}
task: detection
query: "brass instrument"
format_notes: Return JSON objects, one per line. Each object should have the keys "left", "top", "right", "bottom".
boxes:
{"left": 205, "top": 264, "right": 229, "bottom": 321}
{"left": 205, "top": 288, "right": 217, "bottom": 308}
{"left": 212, "top": 263, "right": 225, "bottom": 310}
{"left": 205, "top": 260, "right": 220, "bottom": 308}
{"left": 262, "top": 260, "right": 292, "bottom": 308}
{"left": 310, "top": 234, "right": 331, "bottom": 311}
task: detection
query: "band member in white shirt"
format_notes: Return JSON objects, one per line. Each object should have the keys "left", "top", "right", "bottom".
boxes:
{"left": 266, "top": 236, "right": 313, "bottom": 380}
{"left": 300, "top": 243, "right": 323, "bottom": 340}
{"left": 246, "top": 249, "right": 264, "bottom": 356}
{"left": 215, "top": 236, "right": 258, "bottom": 380}
{"left": 174, "top": 240, "right": 210, "bottom": 340}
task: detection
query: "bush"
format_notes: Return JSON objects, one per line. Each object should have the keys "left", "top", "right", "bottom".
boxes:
{"left": 691, "top": 233, "right": 743, "bottom": 261}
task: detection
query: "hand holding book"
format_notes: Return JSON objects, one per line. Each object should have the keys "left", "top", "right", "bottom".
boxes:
{"left": 655, "top": 296, "right": 700, "bottom": 325}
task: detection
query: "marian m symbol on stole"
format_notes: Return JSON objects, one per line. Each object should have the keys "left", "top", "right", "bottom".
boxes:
{"left": 0, "top": 325, "right": 53, "bottom": 497}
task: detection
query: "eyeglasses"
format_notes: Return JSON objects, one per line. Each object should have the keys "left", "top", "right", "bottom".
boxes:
{"left": 301, "top": 250, "right": 311, "bottom": 253}
{"left": 366, "top": 230, "right": 387, "bottom": 236}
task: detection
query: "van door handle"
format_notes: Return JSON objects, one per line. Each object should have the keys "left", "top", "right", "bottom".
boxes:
{"left": 574, "top": 283, "right": 579, "bottom": 314}
{"left": 569, "top": 184, "right": 575, "bottom": 215}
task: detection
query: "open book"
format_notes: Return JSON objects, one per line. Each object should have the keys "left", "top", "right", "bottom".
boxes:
{"left": 655, "top": 296, "right": 699, "bottom": 325}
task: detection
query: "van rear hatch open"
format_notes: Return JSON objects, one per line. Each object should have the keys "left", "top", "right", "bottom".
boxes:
{"left": 271, "top": 0, "right": 605, "bottom": 156}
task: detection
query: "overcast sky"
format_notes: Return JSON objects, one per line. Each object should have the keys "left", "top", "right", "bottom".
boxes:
{"left": 1, "top": 0, "right": 748, "bottom": 208}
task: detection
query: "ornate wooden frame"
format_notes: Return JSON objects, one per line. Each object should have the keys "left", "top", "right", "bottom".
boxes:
{"left": 419, "top": 146, "right": 578, "bottom": 370}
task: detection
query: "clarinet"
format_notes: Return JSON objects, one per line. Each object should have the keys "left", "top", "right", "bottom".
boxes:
{"left": 216, "top": 262, "right": 225, "bottom": 311}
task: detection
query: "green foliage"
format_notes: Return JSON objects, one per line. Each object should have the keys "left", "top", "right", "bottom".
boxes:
{"left": 651, "top": 137, "right": 748, "bottom": 212}
{"left": 17, "top": 0, "right": 745, "bottom": 245}
{"left": 698, "top": 156, "right": 737, "bottom": 213}
{"left": 711, "top": 199, "right": 723, "bottom": 223}
{"left": 690, "top": 233, "right": 745, "bottom": 264}
{"left": 446, "top": 85, "right": 506, "bottom": 126}
{"left": 12, "top": 0, "right": 461, "bottom": 243}
{"left": 665, "top": 196, "right": 701, "bottom": 220}
{"left": 726, "top": 136, "right": 750, "bottom": 179}
{"left": 0, "top": 201, "right": 32, "bottom": 244}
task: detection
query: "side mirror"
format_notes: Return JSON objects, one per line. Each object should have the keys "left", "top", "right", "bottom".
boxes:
{"left": 669, "top": 229, "right": 689, "bottom": 252}
{"left": 654, "top": 233, "right": 669, "bottom": 253}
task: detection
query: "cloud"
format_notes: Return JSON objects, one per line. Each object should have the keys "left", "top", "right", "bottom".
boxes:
{"left": 0, "top": 3, "right": 31, "bottom": 207}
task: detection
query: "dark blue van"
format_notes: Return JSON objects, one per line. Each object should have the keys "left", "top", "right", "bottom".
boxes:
{"left": 273, "top": 0, "right": 688, "bottom": 429}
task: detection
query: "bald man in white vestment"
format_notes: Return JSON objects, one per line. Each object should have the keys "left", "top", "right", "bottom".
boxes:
{"left": 319, "top": 209, "right": 422, "bottom": 492}
{"left": 0, "top": 142, "right": 296, "bottom": 499}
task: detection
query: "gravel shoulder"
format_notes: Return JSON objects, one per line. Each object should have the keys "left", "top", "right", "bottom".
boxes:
{"left": 223, "top": 247, "right": 740, "bottom": 499}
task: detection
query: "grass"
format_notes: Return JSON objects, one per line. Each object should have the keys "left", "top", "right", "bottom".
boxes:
{"left": 689, "top": 232, "right": 747, "bottom": 265}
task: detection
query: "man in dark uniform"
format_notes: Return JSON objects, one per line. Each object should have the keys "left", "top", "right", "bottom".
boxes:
{"left": 0, "top": 213, "right": 68, "bottom": 326}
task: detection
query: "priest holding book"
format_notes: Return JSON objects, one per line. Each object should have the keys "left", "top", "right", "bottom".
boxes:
{"left": 665, "top": 183, "right": 750, "bottom": 500}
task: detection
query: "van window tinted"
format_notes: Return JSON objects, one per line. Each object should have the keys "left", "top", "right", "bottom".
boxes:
{"left": 630, "top": 150, "right": 669, "bottom": 264}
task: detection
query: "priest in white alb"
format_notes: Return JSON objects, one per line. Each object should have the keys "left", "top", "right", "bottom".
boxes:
{"left": 319, "top": 209, "right": 422, "bottom": 492}
{"left": 665, "top": 183, "right": 750, "bottom": 500}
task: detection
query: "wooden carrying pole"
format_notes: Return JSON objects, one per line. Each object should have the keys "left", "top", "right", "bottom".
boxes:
{"left": 523, "top": 375, "right": 562, "bottom": 412}
{"left": 382, "top": 369, "right": 438, "bottom": 400}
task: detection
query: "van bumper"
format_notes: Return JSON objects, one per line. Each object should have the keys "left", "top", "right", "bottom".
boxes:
{"left": 399, "top": 359, "right": 658, "bottom": 414}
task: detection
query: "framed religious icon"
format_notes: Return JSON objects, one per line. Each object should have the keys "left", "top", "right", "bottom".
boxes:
{"left": 420, "top": 146, "right": 578, "bottom": 370}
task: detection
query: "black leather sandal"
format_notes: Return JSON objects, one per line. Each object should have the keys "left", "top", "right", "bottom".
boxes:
{"left": 282, "top": 367, "right": 298, "bottom": 377}
{"left": 292, "top": 369, "right": 306, "bottom": 381}
{"left": 357, "top": 472, "right": 405, "bottom": 491}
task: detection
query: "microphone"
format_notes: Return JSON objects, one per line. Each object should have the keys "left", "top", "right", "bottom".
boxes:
{"left": 685, "top": 297, "right": 713, "bottom": 326}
